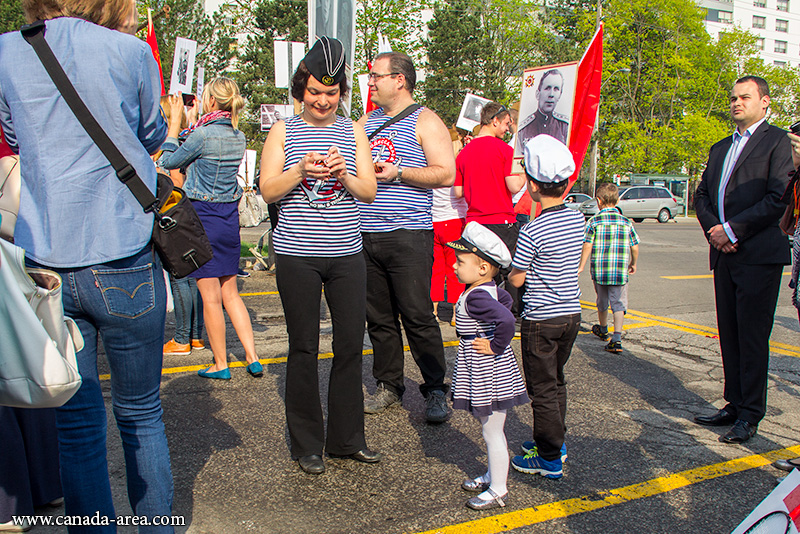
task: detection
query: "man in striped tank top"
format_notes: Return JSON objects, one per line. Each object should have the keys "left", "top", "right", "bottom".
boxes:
{"left": 358, "top": 52, "right": 457, "bottom": 423}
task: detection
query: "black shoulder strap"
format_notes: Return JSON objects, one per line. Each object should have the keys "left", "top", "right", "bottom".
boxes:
{"left": 21, "top": 21, "right": 160, "bottom": 213}
{"left": 366, "top": 104, "right": 422, "bottom": 141}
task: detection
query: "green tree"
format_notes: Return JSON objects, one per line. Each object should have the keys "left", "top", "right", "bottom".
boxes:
{"left": 231, "top": 0, "right": 307, "bottom": 148}
{"left": 424, "top": 0, "right": 489, "bottom": 126}
{"left": 0, "top": 0, "right": 25, "bottom": 34}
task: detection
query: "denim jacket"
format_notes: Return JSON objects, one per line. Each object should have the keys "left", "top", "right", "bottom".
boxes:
{"left": 159, "top": 118, "right": 245, "bottom": 202}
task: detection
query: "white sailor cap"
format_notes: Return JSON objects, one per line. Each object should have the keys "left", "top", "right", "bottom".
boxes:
{"left": 523, "top": 134, "right": 575, "bottom": 183}
{"left": 447, "top": 222, "right": 512, "bottom": 268}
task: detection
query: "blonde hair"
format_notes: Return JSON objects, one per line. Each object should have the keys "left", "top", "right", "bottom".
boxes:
{"left": 203, "top": 77, "right": 244, "bottom": 129}
{"left": 159, "top": 95, "right": 188, "bottom": 130}
{"left": 595, "top": 182, "right": 619, "bottom": 206}
{"left": 23, "top": 0, "right": 136, "bottom": 30}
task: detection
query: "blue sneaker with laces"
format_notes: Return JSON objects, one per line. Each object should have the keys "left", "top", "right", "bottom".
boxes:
{"left": 511, "top": 452, "right": 563, "bottom": 479}
{"left": 520, "top": 441, "right": 567, "bottom": 462}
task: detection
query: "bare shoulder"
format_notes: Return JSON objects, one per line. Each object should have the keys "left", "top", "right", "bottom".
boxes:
{"left": 416, "top": 107, "right": 449, "bottom": 139}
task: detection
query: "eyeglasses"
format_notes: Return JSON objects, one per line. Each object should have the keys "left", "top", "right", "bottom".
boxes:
{"left": 490, "top": 105, "right": 508, "bottom": 121}
{"left": 367, "top": 72, "right": 400, "bottom": 81}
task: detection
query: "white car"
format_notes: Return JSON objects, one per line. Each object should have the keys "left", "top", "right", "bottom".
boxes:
{"left": 564, "top": 193, "right": 592, "bottom": 211}
{"left": 579, "top": 186, "right": 679, "bottom": 223}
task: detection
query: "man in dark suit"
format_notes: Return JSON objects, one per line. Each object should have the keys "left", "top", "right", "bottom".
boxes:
{"left": 694, "top": 76, "right": 792, "bottom": 444}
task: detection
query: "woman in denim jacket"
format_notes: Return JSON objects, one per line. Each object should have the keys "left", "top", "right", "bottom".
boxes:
{"left": 159, "top": 77, "right": 262, "bottom": 380}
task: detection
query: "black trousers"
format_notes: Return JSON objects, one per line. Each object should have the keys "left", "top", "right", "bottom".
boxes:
{"left": 483, "top": 222, "right": 521, "bottom": 316}
{"left": 713, "top": 255, "right": 783, "bottom": 425}
{"left": 275, "top": 253, "right": 368, "bottom": 458}
{"left": 520, "top": 313, "right": 581, "bottom": 461}
{"left": 362, "top": 229, "right": 448, "bottom": 398}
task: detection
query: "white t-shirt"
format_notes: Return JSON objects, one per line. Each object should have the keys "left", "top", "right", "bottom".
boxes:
{"left": 432, "top": 186, "right": 467, "bottom": 222}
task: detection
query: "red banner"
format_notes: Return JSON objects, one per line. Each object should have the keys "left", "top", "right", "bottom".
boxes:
{"left": 567, "top": 23, "right": 603, "bottom": 184}
{"left": 146, "top": 9, "right": 166, "bottom": 96}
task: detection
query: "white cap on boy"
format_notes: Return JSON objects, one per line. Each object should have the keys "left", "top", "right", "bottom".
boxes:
{"left": 523, "top": 134, "right": 575, "bottom": 183}
{"left": 446, "top": 222, "right": 512, "bottom": 269}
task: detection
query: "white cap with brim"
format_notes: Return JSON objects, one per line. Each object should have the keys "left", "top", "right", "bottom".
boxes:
{"left": 446, "top": 222, "right": 512, "bottom": 269}
{"left": 523, "top": 134, "right": 575, "bottom": 183}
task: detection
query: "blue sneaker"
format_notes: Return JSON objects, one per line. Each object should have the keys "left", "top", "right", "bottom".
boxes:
{"left": 511, "top": 453, "right": 563, "bottom": 479}
{"left": 521, "top": 441, "right": 567, "bottom": 462}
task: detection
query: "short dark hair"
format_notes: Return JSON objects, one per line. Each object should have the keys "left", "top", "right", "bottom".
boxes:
{"left": 537, "top": 69, "right": 563, "bottom": 92}
{"left": 374, "top": 52, "right": 416, "bottom": 93}
{"left": 480, "top": 102, "right": 509, "bottom": 125}
{"left": 735, "top": 75, "right": 769, "bottom": 98}
{"left": 291, "top": 60, "right": 350, "bottom": 102}
{"left": 527, "top": 176, "right": 570, "bottom": 197}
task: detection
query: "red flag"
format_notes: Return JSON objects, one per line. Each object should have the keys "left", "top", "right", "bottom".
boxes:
{"left": 566, "top": 23, "right": 603, "bottom": 187}
{"left": 365, "top": 60, "right": 377, "bottom": 113}
{"left": 146, "top": 9, "right": 166, "bottom": 96}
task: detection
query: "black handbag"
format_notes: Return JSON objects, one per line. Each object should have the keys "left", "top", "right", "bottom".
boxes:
{"left": 22, "top": 21, "right": 213, "bottom": 278}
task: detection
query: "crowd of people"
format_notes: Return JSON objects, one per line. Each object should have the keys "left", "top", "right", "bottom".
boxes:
{"left": 1, "top": 0, "right": 799, "bottom": 529}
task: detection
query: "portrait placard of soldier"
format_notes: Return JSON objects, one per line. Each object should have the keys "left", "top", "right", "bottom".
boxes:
{"left": 515, "top": 62, "right": 578, "bottom": 157}
{"left": 169, "top": 37, "right": 197, "bottom": 96}
{"left": 456, "top": 93, "right": 491, "bottom": 132}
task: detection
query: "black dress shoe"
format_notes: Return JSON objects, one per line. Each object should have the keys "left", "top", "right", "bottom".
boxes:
{"left": 329, "top": 449, "right": 382, "bottom": 463}
{"left": 719, "top": 420, "right": 757, "bottom": 444}
{"left": 772, "top": 458, "right": 800, "bottom": 472}
{"left": 694, "top": 409, "right": 736, "bottom": 427}
{"left": 298, "top": 454, "right": 325, "bottom": 474}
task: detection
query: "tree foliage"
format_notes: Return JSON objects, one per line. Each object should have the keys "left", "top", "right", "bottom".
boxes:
{"left": 0, "top": 0, "right": 26, "bottom": 34}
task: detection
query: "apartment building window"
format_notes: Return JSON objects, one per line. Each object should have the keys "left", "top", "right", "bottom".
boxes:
{"left": 718, "top": 10, "right": 733, "bottom": 23}
{"left": 754, "top": 0, "right": 766, "bottom": 6}
{"left": 757, "top": 37, "right": 765, "bottom": 50}
{"left": 775, "top": 40, "right": 787, "bottom": 53}
{"left": 753, "top": 15, "right": 766, "bottom": 28}
{"left": 777, "top": 0, "right": 789, "bottom": 11}
{"left": 777, "top": 19, "right": 788, "bottom": 32}
{"left": 775, "top": 60, "right": 787, "bottom": 66}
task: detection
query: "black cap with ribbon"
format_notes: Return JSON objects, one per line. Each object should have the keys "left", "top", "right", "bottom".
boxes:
{"left": 304, "top": 36, "right": 346, "bottom": 86}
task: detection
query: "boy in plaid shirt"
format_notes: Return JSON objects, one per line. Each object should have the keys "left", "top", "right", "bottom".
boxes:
{"left": 578, "top": 183, "right": 639, "bottom": 353}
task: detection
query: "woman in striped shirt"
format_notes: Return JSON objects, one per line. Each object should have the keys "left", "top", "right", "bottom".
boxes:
{"left": 259, "top": 37, "right": 378, "bottom": 475}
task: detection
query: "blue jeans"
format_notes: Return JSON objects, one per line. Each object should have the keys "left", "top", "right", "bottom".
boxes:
{"left": 32, "top": 246, "right": 174, "bottom": 533}
{"left": 168, "top": 274, "right": 203, "bottom": 344}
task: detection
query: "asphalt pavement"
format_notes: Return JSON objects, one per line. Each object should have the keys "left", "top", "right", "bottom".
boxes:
{"left": 27, "top": 217, "right": 800, "bottom": 533}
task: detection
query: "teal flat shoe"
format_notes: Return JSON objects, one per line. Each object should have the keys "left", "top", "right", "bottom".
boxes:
{"left": 247, "top": 361, "right": 264, "bottom": 377}
{"left": 198, "top": 366, "right": 231, "bottom": 380}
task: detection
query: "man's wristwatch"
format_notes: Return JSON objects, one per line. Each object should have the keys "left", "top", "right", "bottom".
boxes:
{"left": 394, "top": 167, "right": 403, "bottom": 182}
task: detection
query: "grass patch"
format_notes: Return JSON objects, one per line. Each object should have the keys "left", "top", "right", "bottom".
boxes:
{"left": 241, "top": 242, "right": 256, "bottom": 257}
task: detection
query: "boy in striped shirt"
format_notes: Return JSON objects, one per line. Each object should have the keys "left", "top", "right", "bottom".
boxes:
{"left": 577, "top": 183, "right": 639, "bottom": 353}
{"left": 508, "top": 135, "right": 584, "bottom": 479}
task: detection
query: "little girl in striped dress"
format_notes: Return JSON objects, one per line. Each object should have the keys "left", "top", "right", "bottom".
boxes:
{"left": 447, "top": 222, "right": 529, "bottom": 510}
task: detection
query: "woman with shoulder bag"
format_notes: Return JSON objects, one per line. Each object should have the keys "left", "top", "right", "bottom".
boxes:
{"left": 0, "top": 0, "right": 175, "bottom": 529}
{"left": 158, "top": 77, "right": 262, "bottom": 379}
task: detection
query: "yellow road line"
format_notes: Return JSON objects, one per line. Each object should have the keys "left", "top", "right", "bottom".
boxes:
{"left": 99, "top": 341, "right": 462, "bottom": 381}
{"left": 580, "top": 300, "right": 800, "bottom": 357}
{"left": 661, "top": 272, "right": 791, "bottom": 280}
{"left": 239, "top": 291, "right": 280, "bottom": 296}
{"left": 414, "top": 445, "right": 800, "bottom": 534}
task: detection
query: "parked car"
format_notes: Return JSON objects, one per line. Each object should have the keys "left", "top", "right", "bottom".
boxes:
{"left": 564, "top": 193, "right": 592, "bottom": 211}
{"left": 579, "top": 185, "right": 679, "bottom": 223}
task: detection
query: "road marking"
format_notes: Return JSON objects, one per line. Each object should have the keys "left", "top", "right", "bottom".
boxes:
{"left": 580, "top": 301, "right": 800, "bottom": 358}
{"left": 99, "top": 303, "right": 797, "bottom": 382}
{"left": 661, "top": 272, "right": 791, "bottom": 280}
{"left": 413, "top": 445, "right": 800, "bottom": 534}
{"left": 240, "top": 291, "right": 280, "bottom": 296}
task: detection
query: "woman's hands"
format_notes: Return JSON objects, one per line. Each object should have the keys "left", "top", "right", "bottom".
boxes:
{"left": 296, "top": 146, "right": 349, "bottom": 183}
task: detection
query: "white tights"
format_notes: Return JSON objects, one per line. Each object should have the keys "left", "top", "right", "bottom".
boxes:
{"left": 474, "top": 409, "right": 509, "bottom": 499}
